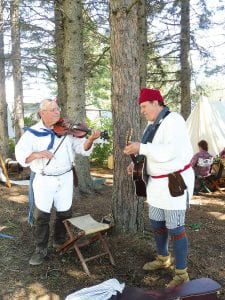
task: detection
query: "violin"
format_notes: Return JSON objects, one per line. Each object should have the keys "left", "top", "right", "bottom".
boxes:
{"left": 53, "top": 118, "right": 109, "bottom": 140}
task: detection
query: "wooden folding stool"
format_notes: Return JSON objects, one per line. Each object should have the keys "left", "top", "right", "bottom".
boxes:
{"left": 58, "top": 214, "right": 115, "bottom": 275}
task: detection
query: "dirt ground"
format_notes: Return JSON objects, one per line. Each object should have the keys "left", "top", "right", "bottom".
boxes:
{"left": 0, "top": 167, "right": 225, "bottom": 300}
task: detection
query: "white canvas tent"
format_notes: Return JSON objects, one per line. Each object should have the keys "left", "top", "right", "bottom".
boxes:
{"left": 186, "top": 98, "right": 225, "bottom": 156}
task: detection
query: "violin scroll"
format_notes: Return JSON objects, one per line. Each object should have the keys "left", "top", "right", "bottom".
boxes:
{"left": 100, "top": 130, "right": 109, "bottom": 140}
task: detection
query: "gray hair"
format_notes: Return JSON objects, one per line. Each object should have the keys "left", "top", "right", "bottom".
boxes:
{"left": 39, "top": 98, "right": 54, "bottom": 111}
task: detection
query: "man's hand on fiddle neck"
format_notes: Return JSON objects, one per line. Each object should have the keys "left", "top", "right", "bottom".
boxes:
{"left": 83, "top": 130, "right": 101, "bottom": 151}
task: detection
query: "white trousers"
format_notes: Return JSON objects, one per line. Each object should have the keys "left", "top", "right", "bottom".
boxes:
{"left": 33, "top": 171, "right": 73, "bottom": 213}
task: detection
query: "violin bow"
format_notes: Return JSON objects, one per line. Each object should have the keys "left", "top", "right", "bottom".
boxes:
{"left": 45, "top": 122, "right": 75, "bottom": 166}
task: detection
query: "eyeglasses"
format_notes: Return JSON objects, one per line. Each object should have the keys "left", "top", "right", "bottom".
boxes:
{"left": 42, "top": 107, "right": 61, "bottom": 112}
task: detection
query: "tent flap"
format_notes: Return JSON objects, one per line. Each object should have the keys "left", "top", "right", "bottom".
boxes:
{"left": 186, "top": 99, "right": 225, "bottom": 156}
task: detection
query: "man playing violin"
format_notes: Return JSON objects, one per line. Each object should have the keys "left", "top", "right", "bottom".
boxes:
{"left": 15, "top": 98, "right": 100, "bottom": 266}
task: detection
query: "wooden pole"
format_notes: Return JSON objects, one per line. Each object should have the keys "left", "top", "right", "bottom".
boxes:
{"left": 0, "top": 154, "right": 11, "bottom": 188}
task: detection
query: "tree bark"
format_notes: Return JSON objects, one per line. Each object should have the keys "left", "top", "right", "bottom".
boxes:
{"left": 62, "top": 0, "right": 94, "bottom": 193}
{"left": 138, "top": 0, "right": 148, "bottom": 132}
{"left": 54, "top": 0, "right": 67, "bottom": 114}
{"left": 138, "top": 0, "right": 147, "bottom": 89}
{"left": 10, "top": 0, "right": 24, "bottom": 142}
{"left": 180, "top": 0, "right": 191, "bottom": 120}
{"left": 110, "top": 0, "right": 144, "bottom": 233}
{"left": 0, "top": 0, "right": 8, "bottom": 158}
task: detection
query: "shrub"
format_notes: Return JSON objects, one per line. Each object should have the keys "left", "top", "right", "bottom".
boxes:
{"left": 87, "top": 117, "right": 113, "bottom": 166}
{"left": 24, "top": 113, "right": 37, "bottom": 127}
{"left": 8, "top": 138, "right": 16, "bottom": 159}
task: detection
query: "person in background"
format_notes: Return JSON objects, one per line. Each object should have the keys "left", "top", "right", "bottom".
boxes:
{"left": 219, "top": 147, "right": 225, "bottom": 158}
{"left": 15, "top": 98, "right": 100, "bottom": 266}
{"left": 124, "top": 88, "right": 194, "bottom": 287}
{"left": 190, "top": 140, "right": 214, "bottom": 194}
{"left": 190, "top": 140, "right": 213, "bottom": 178}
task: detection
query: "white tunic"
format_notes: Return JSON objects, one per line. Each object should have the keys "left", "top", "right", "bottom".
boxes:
{"left": 139, "top": 112, "right": 194, "bottom": 210}
{"left": 15, "top": 120, "right": 93, "bottom": 212}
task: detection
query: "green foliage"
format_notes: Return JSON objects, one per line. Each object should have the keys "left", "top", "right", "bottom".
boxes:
{"left": 24, "top": 114, "right": 37, "bottom": 127}
{"left": 7, "top": 113, "right": 37, "bottom": 159}
{"left": 83, "top": 9, "right": 111, "bottom": 110}
{"left": 213, "top": 155, "right": 221, "bottom": 164}
{"left": 90, "top": 142, "right": 112, "bottom": 166}
{"left": 87, "top": 116, "right": 113, "bottom": 166}
{"left": 8, "top": 138, "right": 16, "bottom": 159}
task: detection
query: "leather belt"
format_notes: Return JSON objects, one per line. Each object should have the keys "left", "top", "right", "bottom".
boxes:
{"left": 41, "top": 167, "right": 72, "bottom": 176}
{"left": 151, "top": 163, "right": 192, "bottom": 179}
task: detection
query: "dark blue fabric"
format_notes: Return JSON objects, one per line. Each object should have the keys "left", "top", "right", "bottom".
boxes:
{"left": 150, "top": 220, "right": 188, "bottom": 268}
{"left": 28, "top": 171, "right": 35, "bottom": 225}
{"left": 169, "top": 226, "right": 188, "bottom": 269}
{"left": 24, "top": 127, "right": 55, "bottom": 150}
{"left": 150, "top": 219, "right": 169, "bottom": 256}
{"left": 141, "top": 107, "right": 170, "bottom": 144}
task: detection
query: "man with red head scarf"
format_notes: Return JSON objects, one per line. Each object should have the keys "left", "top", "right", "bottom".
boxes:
{"left": 124, "top": 88, "right": 194, "bottom": 287}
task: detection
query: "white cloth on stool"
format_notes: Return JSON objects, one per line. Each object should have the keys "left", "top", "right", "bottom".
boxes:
{"left": 65, "top": 278, "right": 125, "bottom": 300}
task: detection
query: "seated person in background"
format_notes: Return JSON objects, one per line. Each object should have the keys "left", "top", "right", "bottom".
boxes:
{"left": 190, "top": 140, "right": 213, "bottom": 193}
{"left": 191, "top": 140, "right": 213, "bottom": 178}
{"left": 219, "top": 147, "right": 225, "bottom": 158}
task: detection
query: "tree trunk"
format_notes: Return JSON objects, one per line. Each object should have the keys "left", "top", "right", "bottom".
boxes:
{"left": 62, "top": 0, "right": 93, "bottom": 193}
{"left": 54, "top": 0, "right": 67, "bottom": 115}
{"left": 10, "top": 0, "right": 24, "bottom": 142}
{"left": 138, "top": 0, "right": 148, "bottom": 132}
{"left": 0, "top": 0, "right": 8, "bottom": 158}
{"left": 138, "top": 0, "right": 147, "bottom": 89}
{"left": 110, "top": 0, "right": 144, "bottom": 233}
{"left": 180, "top": 0, "right": 191, "bottom": 120}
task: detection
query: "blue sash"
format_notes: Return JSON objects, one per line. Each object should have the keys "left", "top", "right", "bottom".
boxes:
{"left": 141, "top": 107, "right": 170, "bottom": 144}
{"left": 24, "top": 127, "right": 56, "bottom": 150}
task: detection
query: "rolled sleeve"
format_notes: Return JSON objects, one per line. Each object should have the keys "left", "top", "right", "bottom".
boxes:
{"left": 72, "top": 137, "right": 93, "bottom": 156}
